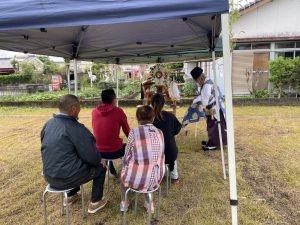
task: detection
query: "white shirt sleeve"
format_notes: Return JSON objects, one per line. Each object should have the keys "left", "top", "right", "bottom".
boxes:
{"left": 201, "top": 83, "right": 212, "bottom": 106}
{"left": 192, "top": 95, "right": 202, "bottom": 104}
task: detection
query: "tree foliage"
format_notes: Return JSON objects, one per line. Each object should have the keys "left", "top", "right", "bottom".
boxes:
{"left": 165, "top": 63, "right": 185, "bottom": 83}
{"left": 38, "top": 56, "right": 63, "bottom": 75}
{"left": 0, "top": 73, "right": 31, "bottom": 84}
{"left": 291, "top": 57, "right": 300, "bottom": 93}
{"left": 88, "top": 62, "right": 110, "bottom": 81}
{"left": 269, "top": 57, "right": 300, "bottom": 98}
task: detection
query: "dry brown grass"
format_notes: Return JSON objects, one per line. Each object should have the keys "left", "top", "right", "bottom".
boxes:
{"left": 0, "top": 106, "right": 299, "bottom": 225}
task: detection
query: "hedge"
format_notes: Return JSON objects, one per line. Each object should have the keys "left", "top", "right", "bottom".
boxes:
{"left": 0, "top": 74, "right": 31, "bottom": 84}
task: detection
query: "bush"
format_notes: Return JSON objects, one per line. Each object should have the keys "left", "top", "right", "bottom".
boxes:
{"left": 97, "top": 81, "right": 116, "bottom": 89}
{"left": 0, "top": 74, "right": 31, "bottom": 84}
{"left": 0, "top": 88, "right": 102, "bottom": 102}
{"left": 291, "top": 57, "right": 300, "bottom": 94}
{"left": 183, "top": 81, "right": 197, "bottom": 97}
{"left": 252, "top": 89, "right": 270, "bottom": 98}
{"left": 77, "top": 88, "right": 101, "bottom": 99}
{"left": 119, "top": 79, "right": 141, "bottom": 98}
{"left": 269, "top": 57, "right": 294, "bottom": 98}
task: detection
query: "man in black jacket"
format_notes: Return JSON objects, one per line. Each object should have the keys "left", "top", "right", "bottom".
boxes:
{"left": 41, "top": 94, "right": 107, "bottom": 214}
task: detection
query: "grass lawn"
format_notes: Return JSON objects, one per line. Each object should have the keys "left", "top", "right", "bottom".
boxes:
{"left": 0, "top": 106, "right": 299, "bottom": 225}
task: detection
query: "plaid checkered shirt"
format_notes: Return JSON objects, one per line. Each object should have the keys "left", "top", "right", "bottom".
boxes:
{"left": 121, "top": 124, "right": 165, "bottom": 191}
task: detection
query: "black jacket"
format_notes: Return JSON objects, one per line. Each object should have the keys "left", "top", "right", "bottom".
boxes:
{"left": 41, "top": 114, "right": 102, "bottom": 179}
{"left": 153, "top": 111, "right": 182, "bottom": 164}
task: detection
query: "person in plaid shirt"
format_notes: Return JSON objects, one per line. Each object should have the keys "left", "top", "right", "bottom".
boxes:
{"left": 120, "top": 105, "right": 165, "bottom": 213}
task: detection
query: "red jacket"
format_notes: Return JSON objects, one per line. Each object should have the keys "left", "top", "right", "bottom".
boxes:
{"left": 92, "top": 104, "right": 130, "bottom": 153}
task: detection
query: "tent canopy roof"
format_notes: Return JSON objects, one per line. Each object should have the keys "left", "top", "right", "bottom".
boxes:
{"left": 0, "top": 0, "right": 228, "bottom": 64}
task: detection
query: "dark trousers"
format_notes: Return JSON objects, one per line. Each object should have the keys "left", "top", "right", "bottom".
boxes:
{"left": 46, "top": 166, "right": 106, "bottom": 203}
{"left": 100, "top": 144, "right": 125, "bottom": 175}
{"left": 206, "top": 110, "right": 227, "bottom": 147}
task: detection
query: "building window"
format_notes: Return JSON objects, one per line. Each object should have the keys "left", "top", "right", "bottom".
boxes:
{"left": 252, "top": 43, "right": 270, "bottom": 49}
{"left": 275, "top": 42, "right": 295, "bottom": 49}
{"left": 296, "top": 51, "right": 300, "bottom": 57}
{"left": 234, "top": 43, "right": 251, "bottom": 50}
{"left": 296, "top": 42, "right": 300, "bottom": 48}
{"left": 276, "top": 52, "right": 294, "bottom": 58}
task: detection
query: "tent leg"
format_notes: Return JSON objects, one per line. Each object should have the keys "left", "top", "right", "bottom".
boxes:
{"left": 222, "top": 13, "right": 238, "bottom": 225}
{"left": 67, "top": 64, "right": 71, "bottom": 94}
{"left": 212, "top": 51, "right": 226, "bottom": 180}
{"left": 74, "top": 59, "right": 78, "bottom": 96}
{"left": 116, "top": 65, "right": 119, "bottom": 107}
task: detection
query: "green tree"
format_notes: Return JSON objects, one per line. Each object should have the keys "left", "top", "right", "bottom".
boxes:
{"left": 10, "top": 58, "right": 19, "bottom": 70}
{"left": 165, "top": 63, "right": 184, "bottom": 83}
{"left": 183, "top": 80, "right": 197, "bottom": 97}
{"left": 269, "top": 56, "right": 294, "bottom": 98}
{"left": 19, "top": 62, "right": 35, "bottom": 82}
{"left": 38, "top": 56, "right": 63, "bottom": 75}
{"left": 92, "top": 62, "right": 110, "bottom": 81}
{"left": 291, "top": 57, "right": 300, "bottom": 97}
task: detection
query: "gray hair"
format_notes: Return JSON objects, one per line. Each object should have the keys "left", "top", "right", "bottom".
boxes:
{"left": 58, "top": 94, "right": 79, "bottom": 112}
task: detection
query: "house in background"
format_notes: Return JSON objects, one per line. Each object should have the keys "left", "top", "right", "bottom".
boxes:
{"left": 14, "top": 53, "right": 44, "bottom": 73}
{"left": 231, "top": 0, "right": 300, "bottom": 95}
{"left": 0, "top": 58, "right": 16, "bottom": 75}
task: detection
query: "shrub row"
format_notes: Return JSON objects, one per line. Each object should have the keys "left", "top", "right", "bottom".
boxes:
{"left": 0, "top": 74, "right": 31, "bottom": 84}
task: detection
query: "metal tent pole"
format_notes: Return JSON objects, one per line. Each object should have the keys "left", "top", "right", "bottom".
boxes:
{"left": 221, "top": 13, "right": 238, "bottom": 225}
{"left": 116, "top": 65, "right": 119, "bottom": 107}
{"left": 66, "top": 63, "right": 71, "bottom": 94}
{"left": 212, "top": 50, "right": 227, "bottom": 180}
{"left": 74, "top": 59, "right": 78, "bottom": 96}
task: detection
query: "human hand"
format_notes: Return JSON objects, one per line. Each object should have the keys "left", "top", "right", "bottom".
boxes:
{"left": 100, "top": 159, "right": 106, "bottom": 168}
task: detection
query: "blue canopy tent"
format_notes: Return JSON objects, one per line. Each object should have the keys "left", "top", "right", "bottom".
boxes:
{"left": 0, "top": 1, "right": 238, "bottom": 224}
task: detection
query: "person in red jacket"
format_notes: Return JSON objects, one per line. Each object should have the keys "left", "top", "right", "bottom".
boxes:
{"left": 92, "top": 89, "right": 130, "bottom": 176}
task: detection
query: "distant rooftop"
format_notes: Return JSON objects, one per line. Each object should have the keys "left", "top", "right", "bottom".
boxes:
{"left": 239, "top": 0, "right": 270, "bottom": 15}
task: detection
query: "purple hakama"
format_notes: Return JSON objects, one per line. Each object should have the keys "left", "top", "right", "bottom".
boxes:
{"left": 206, "top": 109, "right": 227, "bottom": 147}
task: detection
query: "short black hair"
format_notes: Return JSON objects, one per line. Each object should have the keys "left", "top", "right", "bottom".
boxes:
{"left": 101, "top": 89, "right": 116, "bottom": 104}
{"left": 190, "top": 67, "right": 204, "bottom": 80}
{"left": 58, "top": 94, "right": 79, "bottom": 112}
{"left": 136, "top": 105, "right": 154, "bottom": 124}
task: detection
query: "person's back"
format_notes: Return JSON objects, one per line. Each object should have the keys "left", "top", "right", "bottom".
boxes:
{"left": 41, "top": 114, "right": 94, "bottom": 179}
{"left": 92, "top": 89, "right": 130, "bottom": 176}
{"left": 41, "top": 94, "right": 108, "bottom": 214}
{"left": 92, "top": 89, "right": 130, "bottom": 153}
{"left": 121, "top": 124, "right": 165, "bottom": 191}
{"left": 92, "top": 104, "right": 129, "bottom": 152}
{"left": 152, "top": 110, "right": 181, "bottom": 165}
{"left": 151, "top": 93, "right": 181, "bottom": 184}
{"left": 120, "top": 105, "right": 165, "bottom": 212}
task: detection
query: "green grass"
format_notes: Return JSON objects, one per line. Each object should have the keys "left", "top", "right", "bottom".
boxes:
{"left": 0, "top": 106, "right": 299, "bottom": 225}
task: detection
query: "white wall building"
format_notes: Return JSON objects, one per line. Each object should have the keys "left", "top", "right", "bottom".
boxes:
{"left": 231, "top": 0, "right": 300, "bottom": 95}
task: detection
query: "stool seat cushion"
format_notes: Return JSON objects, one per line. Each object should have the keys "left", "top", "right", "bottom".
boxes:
{"left": 46, "top": 184, "right": 73, "bottom": 193}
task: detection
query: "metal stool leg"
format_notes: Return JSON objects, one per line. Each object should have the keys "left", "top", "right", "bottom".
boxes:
{"left": 106, "top": 161, "right": 110, "bottom": 193}
{"left": 147, "top": 193, "right": 152, "bottom": 225}
{"left": 61, "top": 193, "right": 65, "bottom": 215}
{"left": 64, "top": 192, "right": 70, "bottom": 225}
{"left": 166, "top": 165, "right": 170, "bottom": 195}
{"left": 134, "top": 192, "right": 138, "bottom": 215}
{"left": 42, "top": 190, "right": 48, "bottom": 225}
{"left": 80, "top": 185, "right": 86, "bottom": 218}
{"left": 156, "top": 186, "right": 161, "bottom": 221}
{"left": 122, "top": 188, "right": 131, "bottom": 225}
